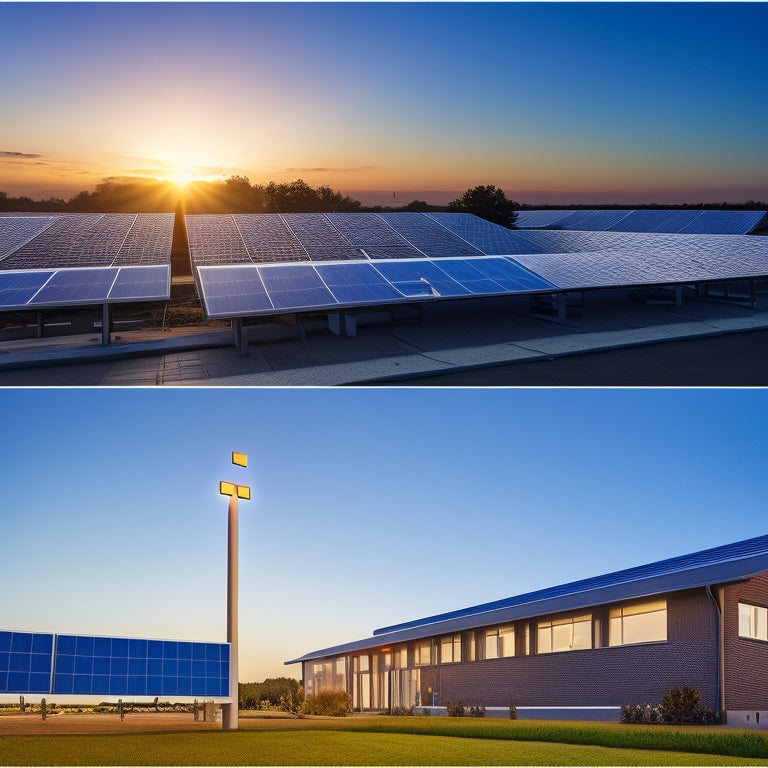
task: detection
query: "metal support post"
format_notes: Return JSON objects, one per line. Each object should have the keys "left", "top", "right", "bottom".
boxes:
{"left": 222, "top": 492, "right": 239, "bottom": 730}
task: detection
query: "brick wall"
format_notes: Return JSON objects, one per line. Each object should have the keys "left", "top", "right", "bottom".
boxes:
{"left": 421, "top": 588, "right": 719, "bottom": 708}
{"left": 723, "top": 571, "right": 768, "bottom": 710}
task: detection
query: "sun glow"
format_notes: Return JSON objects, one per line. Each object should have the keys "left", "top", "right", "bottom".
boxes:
{"left": 168, "top": 167, "right": 195, "bottom": 187}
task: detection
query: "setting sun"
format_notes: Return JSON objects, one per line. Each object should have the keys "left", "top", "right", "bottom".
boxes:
{"left": 168, "top": 167, "right": 195, "bottom": 187}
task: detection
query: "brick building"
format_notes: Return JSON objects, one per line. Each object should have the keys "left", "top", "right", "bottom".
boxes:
{"left": 286, "top": 534, "right": 768, "bottom": 727}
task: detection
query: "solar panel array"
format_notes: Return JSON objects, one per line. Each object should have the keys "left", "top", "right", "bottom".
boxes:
{"left": 515, "top": 209, "right": 767, "bottom": 235}
{"left": 0, "top": 266, "right": 170, "bottom": 311}
{"left": 197, "top": 258, "right": 556, "bottom": 318}
{"left": 0, "top": 630, "right": 229, "bottom": 697}
{"left": 188, "top": 212, "right": 768, "bottom": 320}
{"left": 0, "top": 214, "right": 173, "bottom": 310}
{"left": 0, "top": 214, "right": 173, "bottom": 270}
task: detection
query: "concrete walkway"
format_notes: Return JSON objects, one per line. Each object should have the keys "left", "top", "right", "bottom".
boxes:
{"left": 2, "top": 292, "right": 767, "bottom": 386}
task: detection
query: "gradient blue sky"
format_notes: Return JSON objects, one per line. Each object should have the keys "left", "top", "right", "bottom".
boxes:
{"left": 2, "top": 2, "right": 767, "bottom": 205}
{"left": 1, "top": 387, "right": 766, "bottom": 698}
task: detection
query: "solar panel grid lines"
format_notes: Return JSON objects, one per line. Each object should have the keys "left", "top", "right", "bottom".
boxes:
{"left": 111, "top": 213, "right": 175, "bottom": 266}
{"left": 327, "top": 213, "right": 413, "bottom": 247}
{"left": 30, "top": 267, "right": 120, "bottom": 305}
{"left": 378, "top": 213, "right": 485, "bottom": 259}
{"left": 0, "top": 631, "right": 55, "bottom": 695}
{"left": 196, "top": 264, "right": 274, "bottom": 317}
{"left": 186, "top": 215, "right": 252, "bottom": 266}
{"left": 314, "top": 261, "right": 404, "bottom": 304}
{"left": 257, "top": 263, "right": 337, "bottom": 310}
{"left": 0, "top": 270, "right": 56, "bottom": 309}
{"left": 107, "top": 265, "right": 171, "bottom": 302}
{"left": 52, "top": 634, "right": 230, "bottom": 698}
{"left": 233, "top": 214, "right": 309, "bottom": 264}
{"left": 0, "top": 216, "right": 59, "bottom": 261}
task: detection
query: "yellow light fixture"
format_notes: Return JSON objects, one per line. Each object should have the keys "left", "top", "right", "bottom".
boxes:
{"left": 232, "top": 452, "right": 248, "bottom": 467}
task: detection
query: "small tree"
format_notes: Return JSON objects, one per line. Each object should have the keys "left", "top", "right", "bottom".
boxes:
{"left": 447, "top": 185, "right": 519, "bottom": 228}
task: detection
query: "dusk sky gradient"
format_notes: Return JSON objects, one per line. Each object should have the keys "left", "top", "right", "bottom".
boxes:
{"left": 2, "top": 2, "right": 767, "bottom": 205}
{"left": 1, "top": 387, "right": 766, "bottom": 697}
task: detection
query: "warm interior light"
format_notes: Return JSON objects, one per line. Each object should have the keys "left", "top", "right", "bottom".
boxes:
{"left": 236, "top": 485, "right": 251, "bottom": 500}
{"left": 220, "top": 481, "right": 236, "bottom": 496}
{"left": 232, "top": 452, "right": 248, "bottom": 467}
{"left": 380, "top": 647, "right": 391, "bottom": 652}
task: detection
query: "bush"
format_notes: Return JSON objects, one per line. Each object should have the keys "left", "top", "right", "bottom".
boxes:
{"left": 446, "top": 702, "right": 485, "bottom": 717}
{"left": 509, "top": 704, "right": 518, "bottom": 720}
{"left": 390, "top": 705, "right": 415, "bottom": 716}
{"left": 623, "top": 686, "right": 722, "bottom": 726}
{"left": 301, "top": 690, "right": 352, "bottom": 717}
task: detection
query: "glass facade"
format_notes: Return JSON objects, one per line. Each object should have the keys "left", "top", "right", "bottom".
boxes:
{"left": 440, "top": 634, "right": 461, "bottom": 663}
{"left": 609, "top": 600, "right": 667, "bottom": 646}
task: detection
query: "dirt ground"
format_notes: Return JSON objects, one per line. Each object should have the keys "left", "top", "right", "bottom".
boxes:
{"left": 0, "top": 711, "right": 335, "bottom": 736}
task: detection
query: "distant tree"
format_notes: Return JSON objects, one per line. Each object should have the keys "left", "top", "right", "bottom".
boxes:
{"left": 448, "top": 185, "right": 519, "bottom": 228}
{"left": 265, "top": 179, "right": 361, "bottom": 213}
{"left": 400, "top": 200, "right": 431, "bottom": 212}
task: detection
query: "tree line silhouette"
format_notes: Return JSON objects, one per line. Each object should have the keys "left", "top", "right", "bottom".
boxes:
{"left": 1, "top": 176, "right": 763, "bottom": 226}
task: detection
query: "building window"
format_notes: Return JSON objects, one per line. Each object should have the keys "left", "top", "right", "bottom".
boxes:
{"left": 537, "top": 615, "right": 591, "bottom": 653}
{"left": 415, "top": 640, "right": 431, "bottom": 666}
{"left": 609, "top": 600, "right": 667, "bottom": 646}
{"left": 440, "top": 634, "right": 461, "bottom": 664}
{"left": 739, "top": 602, "right": 768, "bottom": 642}
{"left": 393, "top": 648, "right": 408, "bottom": 669}
{"left": 484, "top": 625, "right": 515, "bottom": 659}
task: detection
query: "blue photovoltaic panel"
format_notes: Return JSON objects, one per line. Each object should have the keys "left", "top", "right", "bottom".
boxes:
{"left": 258, "top": 264, "right": 337, "bottom": 310}
{"left": 29, "top": 268, "right": 118, "bottom": 305}
{"left": 0, "top": 216, "right": 57, "bottom": 260}
{"left": 52, "top": 635, "right": 229, "bottom": 698}
{"left": 0, "top": 271, "right": 55, "bottom": 309}
{"left": 371, "top": 260, "right": 472, "bottom": 298}
{"left": 315, "top": 263, "right": 403, "bottom": 304}
{"left": 677, "top": 210, "right": 767, "bottom": 235}
{"left": 108, "top": 266, "right": 170, "bottom": 301}
{"left": 379, "top": 213, "right": 484, "bottom": 259}
{"left": 0, "top": 631, "right": 54, "bottom": 694}
{"left": 326, "top": 213, "right": 411, "bottom": 247}
{"left": 197, "top": 265, "right": 273, "bottom": 317}
{"left": 426, "top": 213, "right": 543, "bottom": 256}
{"left": 431, "top": 259, "right": 510, "bottom": 295}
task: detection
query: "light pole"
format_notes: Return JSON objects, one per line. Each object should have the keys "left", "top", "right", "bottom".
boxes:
{"left": 219, "top": 451, "right": 250, "bottom": 731}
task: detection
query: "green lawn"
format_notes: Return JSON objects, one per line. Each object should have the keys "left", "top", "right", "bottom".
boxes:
{"left": 2, "top": 729, "right": 767, "bottom": 766}
{"left": 3, "top": 716, "right": 768, "bottom": 766}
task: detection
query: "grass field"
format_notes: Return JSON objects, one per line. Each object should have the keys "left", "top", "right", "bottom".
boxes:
{"left": 2, "top": 715, "right": 768, "bottom": 766}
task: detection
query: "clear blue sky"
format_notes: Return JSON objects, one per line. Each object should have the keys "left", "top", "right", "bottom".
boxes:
{"left": 1, "top": 2, "right": 766, "bottom": 204}
{"left": 1, "top": 387, "right": 766, "bottom": 697}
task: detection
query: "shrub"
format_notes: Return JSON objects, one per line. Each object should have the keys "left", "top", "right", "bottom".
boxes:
{"left": 390, "top": 705, "right": 415, "bottom": 716}
{"left": 660, "top": 686, "right": 701, "bottom": 724}
{"left": 509, "top": 704, "right": 518, "bottom": 720}
{"left": 301, "top": 690, "right": 352, "bottom": 717}
{"left": 446, "top": 702, "right": 485, "bottom": 717}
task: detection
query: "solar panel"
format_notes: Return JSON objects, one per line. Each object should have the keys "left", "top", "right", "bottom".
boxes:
{"left": 0, "top": 631, "right": 54, "bottom": 694}
{"left": 371, "top": 260, "right": 472, "bottom": 298}
{"left": 0, "top": 216, "right": 57, "bottom": 261}
{"left": 327, "top": 213, "right": 411, "bottom": 247}
{"left": 257, "top": 264, "right": 337, "bottom": 310}
{"left": 515, "top": 209, "right": 766, "bottom": 235}
{"left": 379, "top": 213, "right": 484, "bottom": 258}
{"left": 427, "top": 213, "right": 548, "bottom": 255}
{"left": 233, "top": 214, "right": 308, "bottom": 264}
{"left": 186, "top": 215, "right": 251, "bottom": 266}
{"left": 108, "top": 266, "right": 170, "bottom": 301}
{"left": 315, "top": 262, "right": 404, "bottom": 304}
{"left": 0, "top": 270, "right": 55, "bottom": 309}
{"left": 112, "top": 214, "right": 175, "bottom": 266}
{"left": 29, "top": 268, "right": 118, "bottom": 305}
{"left": 52, "top": 634, "right": 229, "bottom": 698}
{"left": 197, "top": 265, "right": 273, "bottom": 317}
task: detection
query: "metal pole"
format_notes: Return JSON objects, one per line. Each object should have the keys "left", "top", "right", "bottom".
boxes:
{"left": 222, "top": 492, "right": 239, "bottom": 730}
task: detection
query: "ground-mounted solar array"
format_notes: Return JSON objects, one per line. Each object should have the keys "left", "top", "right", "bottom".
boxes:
{"left": 0, "top": 213, "right": 174, "bottom": 311}
{"left": 0, "top": 629, "right": 229, "bottom": 697}
{"left": 189, "top": 213, "right": 768, "bottom": 321}
{"left": 515, "top": 209, "right": 767, "bottom": 235}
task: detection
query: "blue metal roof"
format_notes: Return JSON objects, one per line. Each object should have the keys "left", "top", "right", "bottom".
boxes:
{"left": 285, "top": 534, "right": 768, "bottom": 666}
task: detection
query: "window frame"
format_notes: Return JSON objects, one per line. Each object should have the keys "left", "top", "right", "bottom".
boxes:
{"left": 738, "top": 602, "right": 768, "bottom": 643}
{"left": 608, "top": 599, "right": 668, "bottom": 648}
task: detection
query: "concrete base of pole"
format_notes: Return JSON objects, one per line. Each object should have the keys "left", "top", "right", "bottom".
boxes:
{"left": 222, "top": 702, "right": 238, "bottom": 730}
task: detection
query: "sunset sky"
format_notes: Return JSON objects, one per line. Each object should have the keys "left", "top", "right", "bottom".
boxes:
{"left": 2, "top": 2, "right": 767, "bottom": 206}
{"left": 1, "top": 388, "right": 766, "bottom": 691}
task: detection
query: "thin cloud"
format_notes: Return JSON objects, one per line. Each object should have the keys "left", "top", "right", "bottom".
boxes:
{"left": 0, "top": 151, "right": 42, "bottom": 159}
{"left": 284, "top": 166, "right": 379, "bottom": 174}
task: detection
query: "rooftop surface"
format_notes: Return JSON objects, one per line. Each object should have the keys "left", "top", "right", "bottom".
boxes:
{"left": 286, "top": 533, "right": 768, "bottom": 665}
